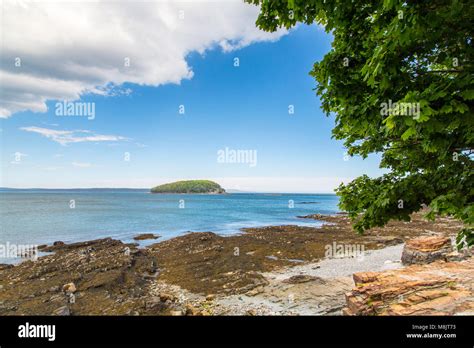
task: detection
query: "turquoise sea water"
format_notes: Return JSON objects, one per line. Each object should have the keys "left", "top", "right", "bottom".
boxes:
{"left": 0, "top": 190, "right": 339, "bottom": 262}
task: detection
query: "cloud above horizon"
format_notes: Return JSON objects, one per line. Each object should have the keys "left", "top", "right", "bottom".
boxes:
{"left": 1, "top": 0, "right": 286, "bottom": 118}
{"left": 20, "top": 126, "right": 128, "bottom": 145}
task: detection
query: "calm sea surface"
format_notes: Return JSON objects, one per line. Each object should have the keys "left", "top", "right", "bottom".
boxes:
{"left": 0, "top": 190, "right": 339, "bottom": 262}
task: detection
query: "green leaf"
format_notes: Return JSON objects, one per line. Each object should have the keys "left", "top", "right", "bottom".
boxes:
{"left": 401, "top": 127, "right": 416, "bottom": 140}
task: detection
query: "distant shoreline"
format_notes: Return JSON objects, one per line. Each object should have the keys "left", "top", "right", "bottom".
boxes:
{"left": 0, "top": 187, "right": 337, "bottom": 195}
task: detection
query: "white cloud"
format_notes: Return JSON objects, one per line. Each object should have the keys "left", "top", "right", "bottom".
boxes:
{"left": 20, "top": 126, "right": 128, "bottom": 145}
{"left": 72, "top": 162, "right": 92, "bottom": 168}
{"left": 1, "top": 0, "right": 286, "bottom": 117}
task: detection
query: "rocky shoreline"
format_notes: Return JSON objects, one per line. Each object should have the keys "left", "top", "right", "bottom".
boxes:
{"left": 0, "top": 212, "right": 471, "bottom": 316}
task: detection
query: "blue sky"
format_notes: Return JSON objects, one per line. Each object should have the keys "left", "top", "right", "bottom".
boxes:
{"left": 1, "top": 18, "right": 384, "bottom": 192}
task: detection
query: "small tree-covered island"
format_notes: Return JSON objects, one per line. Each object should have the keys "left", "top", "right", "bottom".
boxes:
{"left": 150, "top": 180, "right": 226, "bottom": 194}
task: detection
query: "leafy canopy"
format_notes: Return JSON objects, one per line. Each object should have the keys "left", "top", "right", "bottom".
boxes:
{"left": 246, "top": 0, "right": 473, "bottom": 247}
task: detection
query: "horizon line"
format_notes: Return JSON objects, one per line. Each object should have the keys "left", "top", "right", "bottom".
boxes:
{"left": 0, "top": 186, "right": 337, "bottom": 195}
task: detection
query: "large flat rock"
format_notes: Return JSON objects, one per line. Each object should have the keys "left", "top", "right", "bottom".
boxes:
{"left": 401, "top": 236, "right": 452, "bottom": 265}
{"left": 344, "top": 257, "right": 474, "bottom": 315}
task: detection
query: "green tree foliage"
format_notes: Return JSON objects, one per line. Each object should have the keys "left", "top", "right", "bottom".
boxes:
{"left": 151, "top": 180, "right": 225, "bottom": 194}
{"left": 246, "top": 0, "right": 473, "bottom": 248}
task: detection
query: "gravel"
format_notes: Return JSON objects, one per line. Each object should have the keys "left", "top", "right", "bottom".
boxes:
{"left": 266, "top": 244, "right": 405, "bottom": 281}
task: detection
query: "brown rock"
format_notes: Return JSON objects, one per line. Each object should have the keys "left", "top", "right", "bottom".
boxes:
{"left": 282, "top": 275, "right": 325, "bottom": 284}
{"left": 352, "top": 272, "right": 379, "bottom": 285}
{"left": 159, "top": 292, "right": 175, "bottom": 302}
{"left": 246, "top": 286, "right": 264, "bottom": 296}
{"left": 49, "top": 294, "right": 64, "bottom": 303}
{"left": 52, "top": 306, "right": 70, "bottom": 316}
{"left": 246, "top": 309, "right": 257, "bottom": 316}
{"left": 406, "top": 236, "right": 452, "bottom": 252}
{"left": 145, "top": 297, "right": 162, "bottom": 310}
{"left": 185, "top": 303, "right": 201, "bottom": 316}
{"left": 445, "top": 250, "right": 471, "bottom": 262}
{"left": 369, "top": 236, "right": 404, "bottom": 245}
{"left": 0, "top": 237, "right": 166, "bottom": 315}
{"left": 205, "top": 294, "right": 215, "bottom": 301}
{"left": 344, "top": 257, "right": 474, "bottom": 315}
{"left": 49, "top": 286, "right": 60, "bottom": 293}
{"left": 41, "top": 238, "right": 121, "bottom": 252}
{"left": 62, "top": 282, "right": 76, "bottom": 294}
{"left": 401, "top": 236, "right": 452, "bottom": 265}
{"left": 81, "top": 270, "right": 122, "bottom": 290}
{"left": 0, "top": 264, "right": 14, "bottom": 271}
{"left": 133, "top": 233, "right": 160, "bottom": 241}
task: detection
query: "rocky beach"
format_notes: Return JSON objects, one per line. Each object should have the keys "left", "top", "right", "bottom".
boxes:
{"left": 0, "top": 212, "right": 472, "bottom": 316}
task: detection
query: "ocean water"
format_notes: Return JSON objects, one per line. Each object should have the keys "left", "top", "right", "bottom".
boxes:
{"left": 0, "top": 190, "right": 339, "bottom": 263}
